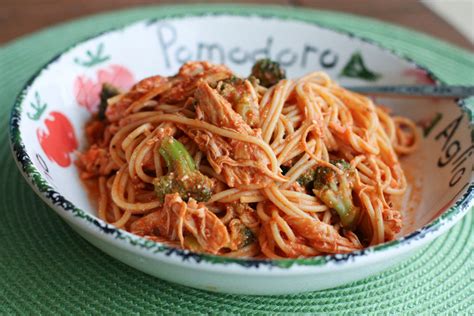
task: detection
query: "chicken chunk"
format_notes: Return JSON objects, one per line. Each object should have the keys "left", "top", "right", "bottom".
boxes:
{"left": 180, "top": 81, "right": 277, "bottom": 187}
{"left": 285, "top": 216, "right": 361, "bottom": 253}
{"left": 130, "top": 193, "right": 230, "bottom": 254}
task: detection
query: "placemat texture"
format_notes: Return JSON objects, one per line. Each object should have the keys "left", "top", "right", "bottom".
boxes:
{"left": 0, "top": 5, "right": 473, "bottom": 314}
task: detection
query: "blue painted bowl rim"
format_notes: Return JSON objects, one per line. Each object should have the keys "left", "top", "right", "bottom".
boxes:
{"left": 8, "top": 6, "right": 474, "bottom": 269}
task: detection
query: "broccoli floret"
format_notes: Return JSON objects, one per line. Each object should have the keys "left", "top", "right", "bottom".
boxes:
{"left": 241, "top": 227, "right": 255, "bottom": 247}
{"left": 217, "top": 77, "right": 259, "bottom": 127}
{"left": 250, "top": 59, "right": 286, "bottom": 87}
{"left": 313, "top": 159, "right": 360, "bottom": 229}
{"left": 154, "top": 136, "right": 213, "bottom": 203}
{"left": 98, "top": 83, "right": 120, "bottom": 120}
{"left": 297, "top": 168, "right": 317, "bottom": 189}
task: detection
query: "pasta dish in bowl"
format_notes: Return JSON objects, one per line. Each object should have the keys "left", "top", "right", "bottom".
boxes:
{"left": 77, "top": 60, "right": 418, "bottom": 259}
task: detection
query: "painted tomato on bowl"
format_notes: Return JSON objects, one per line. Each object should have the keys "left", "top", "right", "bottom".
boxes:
{"left": 37, "top": 111, "right": 78, "bottom": 168}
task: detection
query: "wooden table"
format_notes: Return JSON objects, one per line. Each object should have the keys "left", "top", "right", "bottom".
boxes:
{"left": 1, "top": 0, "right": 472, "bottom": 50}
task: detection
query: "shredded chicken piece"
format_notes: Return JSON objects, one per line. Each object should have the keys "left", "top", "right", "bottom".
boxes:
{"left": 76, "top": 144, "right": 118, "bottom": 179}
{"left": 180, "top": 81, "right": 276, "bottom": 187}
{"left": 106, "top": 75, "right": 169, "bottom": 122}
{"left": 285, "top": 216, "right": 361, "bottom": 253}
{"left": 160, "top": 61, "right": 232, "bottom": 103}
{"left": 382, "top": 208, "right": 402, "bottom": 240}
{"left": 217, "top": 78, "right": 260, "bottom": 127}
{"left": 105, "top": 62, "right": 232, "bottom": 122}
{"left": 130, "top": 193, "right": 230, "bottom": 254}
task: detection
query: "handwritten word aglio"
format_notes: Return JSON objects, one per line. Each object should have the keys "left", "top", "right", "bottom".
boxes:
{"left": 435, "top": 113, "right": 473, "bottom": 187}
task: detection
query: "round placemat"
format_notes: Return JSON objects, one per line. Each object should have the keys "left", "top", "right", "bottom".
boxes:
{"left": 1, "top": 5, "right": 473, "bottom": 314}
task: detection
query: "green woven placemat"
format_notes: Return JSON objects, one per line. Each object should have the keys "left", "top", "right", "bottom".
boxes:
{"left": 1, "top": 5, "right": 473, "bottom": 314}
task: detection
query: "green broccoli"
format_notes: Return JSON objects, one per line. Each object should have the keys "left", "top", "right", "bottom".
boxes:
{"left": 250, "top": 59, "right": 286, "bottom": 87}
{"left": 241, "top": 226, "right": 255, "bottom": 247}
{"left": 154, "top": 136, "right": 213, "bottom": 203}
{"left": 313, "top": 160, "right": 360, "bottom": 230}
{"left": 217, "top": 77, "right": 259, "bottom": 127}
{"left": 98, "top": 83, "right": 120, "bottom": 120}
{"left": 297, "top": 168, "right": 317, "bottom": 189}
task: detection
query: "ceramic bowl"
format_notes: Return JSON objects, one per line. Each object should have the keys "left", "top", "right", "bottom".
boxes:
{"left": 9, "top": 10, "right": 473, "bottom": 295}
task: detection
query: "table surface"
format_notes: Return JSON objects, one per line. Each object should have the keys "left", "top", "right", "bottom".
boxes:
{"left": 1, "top": 0, "right": 473, "bottom": 50}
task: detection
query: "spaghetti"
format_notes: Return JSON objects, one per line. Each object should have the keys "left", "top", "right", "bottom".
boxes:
{"left": 76, "top": 60, "right": 418, "bottom": 258}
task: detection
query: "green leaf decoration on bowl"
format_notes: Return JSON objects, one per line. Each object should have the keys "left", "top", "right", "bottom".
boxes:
{"left": 340, "top": 51, "right": 381, "bottom": 81}
{"left": 74, "top": 43, "right": 110, "bottom": 68}
{"left": 27, "top": 92, "right": 47, "bottom": 121}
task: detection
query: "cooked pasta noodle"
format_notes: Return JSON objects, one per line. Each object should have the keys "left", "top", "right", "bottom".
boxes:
{"left": 76, "top": 61, "right": 418, "bottom": 258}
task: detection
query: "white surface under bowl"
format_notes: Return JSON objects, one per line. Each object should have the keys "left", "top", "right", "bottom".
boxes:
{"left": 9, "top": 11, "right": 473, "bottom": 295}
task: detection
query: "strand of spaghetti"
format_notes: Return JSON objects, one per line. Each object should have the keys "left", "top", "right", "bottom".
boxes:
{"left": 359, "top": 190, "right": 380, "bottom": 245}
{"left": 296, "top": 204, "right": 328, "bottom": 213}
{"left": 112, "top": 209, "right": 132, "bottom": 228}
{"left": 98, "top": 177, "right": 107, "bottom": 221}
{"left": 109, "top": 120, "right": 149, "bottom": 166}
{"left": 259, "top": 85, "right": 276, "bottom": 123}
{"left": 331, "top": 87, "right": 381, "bottom": 154}
{"left": 270, "top": 119, "right": 286, "bottom": 149}
{"left": 111, "top": 166, "right": 161, "bottom": 212}
{"left": 133, "top": 141, "right": 155, "bottom": 183}
{"left": 393, "top": 116, "right": 419, "bottom": 154}
{"left": 128, "top": 128, "right": 157, "bottom": 182}
{"left": 111, "top": 185, "right": 134, "bottom": 228}
{"left": 259, "top": 227, "right": 284, "bottom": 259}
{"left": 304, "top": 88, "right": 339, "bottom": 151}
{"left": 121, "top": 123, "right": 152, "bottom": 150}
{"left": 263, "top": 185, "right": 312, "bottom": 219}
{"left": 136, "top": 124, "right": 177, "bottom": 179}
{"left": 256, "top": 202, "right": 270, "bottom": 222}
{"left": 270, "top": 221, "right": 293, "bottom": 255}
{"left": 298, "top": 83, "right": 321, "bottom": 123}
{"left": 262, "top": 80, "right": 293, "bottom": 143}
{"left": 240, "top": 195, "right": 266, "bottom": 203}
{"left": 297, "top": 71, "right": 332, "bottom": 86}
{"left": 279, "top": 137, "right": 317, "bottom": 167}
{"left": 283, "top": 108, "right": 300, "bottom": 119}
{"left": 375, "top": 133, "right": 398, "bottom": 167}
{"left": 212, "top": 190, "right": 262, "bottom": 203}
{"left": 322, "top": 210, "right": 332, "bottom": 224}
{"left": 368, "top": 155, "right": 390, "bottom": 209}
{"left": 301, "top": 123, "right": 342, "bottom": 174}
{"left": 281, "top": 104, "right": 299, "bottom": 114}
{"left": 384, "top": 164, "right": 407, "bottom": 195}
{"left": 155, "top": 103, "right": 186, "bottom": 113}
{"left": 373, "top": 198, "right": 385, "bottom": 244}
{"left": 280, "top": 114, "right": 294, "bottom": 135}
{"left": 112, "top": 203, "right": 122, "bottom": 222}
{"left": 207, "top": 188, "right": 240, "bottom": 203}
{"left": 276, "top": 122, "right": 309, "bottom": 161}
{"left": 280, "top": 157, "right": 316, "bottom": 190}
{"left": 375, "top": 157, "right": 393, "bottom": 190}
{"left": 124, "top": 81, "right": 172, "bottom": 114}
{"left": 287, "top": 115, "right": 303, "bottom": 125}
{"left": 124, "top": 137, "right": 143, "bottom": 163}
{"left": 376, "top": 107, "right": 396, "bottom": 142}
